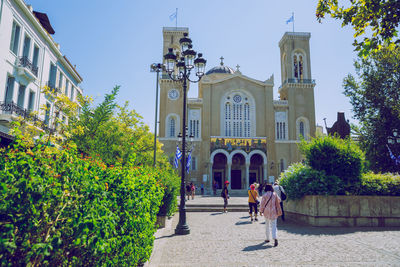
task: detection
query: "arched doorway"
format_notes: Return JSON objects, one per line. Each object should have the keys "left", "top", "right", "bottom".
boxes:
{"left": 249, "top": 154, "right": 263, "bottom": 185}
{"left": 212, "top": 153, "right": 227, "bottom": 190}
{"left": 231, "top": 153, "right": 245, "bottom": 189}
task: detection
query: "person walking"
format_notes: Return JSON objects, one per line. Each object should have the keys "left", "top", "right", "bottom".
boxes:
{"left": 222, "top": 181, "right": 229, "bottom": 213}
{"left": 273, "top": 182, "right": 286, "bottom": 221}
{"left": 186, "top": 183, "right": 191, "bottom": 201}
{"left": 190, "top": 182, "right": 195, "bottom": 200}
{"left": 259, "top": 184, "right": 282, "bottom": 247}
{"left": 248, "top": 184, "right": 259, "bottom": 222}
{"left": 201, "top": 183, "right": 204, "bottom": 195}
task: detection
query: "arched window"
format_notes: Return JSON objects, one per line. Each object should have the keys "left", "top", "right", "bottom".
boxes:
{"left": 296, "top": 117, "right": 309, "bottom": 140}
{"left": 299, "top": 121, "right": 304, "bottom": 137}
{"left": 223, "top": 92, "right": 254, "bottom": 137}
{"left": 275, "top": 111, "right": 288, "bottom": 140}
{"left": 169, "top": 117, "right": 176, "bottom": 137}
{"left": 293, "top": 53, "right": 304, "bottom": 80}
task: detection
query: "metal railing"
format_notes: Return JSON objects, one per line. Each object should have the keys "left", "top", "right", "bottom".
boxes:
{"left": 19, "top": 56, "right": 38, "bottom": 77}
{"left": 0, "top": 101, "right": 55, "bottom": 133}
{"left": 279, "top": 78, "right": 315, "bottom": 89}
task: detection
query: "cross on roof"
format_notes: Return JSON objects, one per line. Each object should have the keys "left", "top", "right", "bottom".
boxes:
{"left": 236, "top": 64, "right": 240, "bottom": 72}
{"left": 220, "top": 56, "right": 224, "bottom": 66}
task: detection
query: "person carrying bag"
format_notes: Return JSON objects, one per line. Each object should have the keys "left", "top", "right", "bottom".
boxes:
{"left": 260, "top": 184, "right": 282, "bottom": 247}
{"left": 248, "top": 184, "right": 259, "bottom": 222}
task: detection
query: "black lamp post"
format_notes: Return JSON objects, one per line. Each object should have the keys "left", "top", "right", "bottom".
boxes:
{"left": 164, "top": 32, "right": 206, "bottom": 235}
{"left": 387, "top": 129, "right": 400, "bottom": 170}
{"left": 150, "top": 63, "right": 164, "bottom": 167}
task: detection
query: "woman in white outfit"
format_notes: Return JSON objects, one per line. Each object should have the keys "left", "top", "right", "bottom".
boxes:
{"left": 259, "top": 184, "right": 282, "bottom": 247}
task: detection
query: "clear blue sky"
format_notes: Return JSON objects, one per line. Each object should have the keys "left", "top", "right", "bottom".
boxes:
{"left": 26, "top": 0, "right": 358, "bottom": 133}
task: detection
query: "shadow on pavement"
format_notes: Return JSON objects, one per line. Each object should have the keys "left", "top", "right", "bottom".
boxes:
{"left": 242, "top": 242, "right": 272, "bottom": 251}
{"left": 235, "top": 221, "right": 252, "bottom": 225}
{"left": 210, "top": 212, "right": 224, "bottom": 216}
{"left": 155, "top": 233, "right": 176, "bottom": 240}
{"left": 240, "top": 216, "right": 250, "bottom": 219}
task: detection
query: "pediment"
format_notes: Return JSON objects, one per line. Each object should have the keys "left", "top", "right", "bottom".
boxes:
{"left": 201, "top": 72, "right": 273, "bottom": 87}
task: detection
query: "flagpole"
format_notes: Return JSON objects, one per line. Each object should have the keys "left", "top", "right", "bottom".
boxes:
{"left": 176, "top": 8, "right": 178, "bottom": 29}
{"left": 292, "top": 12, "right": 294, "bottom": 32}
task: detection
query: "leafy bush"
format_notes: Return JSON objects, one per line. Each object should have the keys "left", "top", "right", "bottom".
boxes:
{"left": 280, "top": 163, "right": 343, "bottom": 200}
{"left": 359, "top": 172, "right": 400, "bottom": 196}
{"left": 157, "top": 170, "right": 180, "bottom": 217}
{"left": 0, "top": 139, "right": 166, "bottom": 266}
{"left": 299, "top": 135, "right": 366, "bottom": 190}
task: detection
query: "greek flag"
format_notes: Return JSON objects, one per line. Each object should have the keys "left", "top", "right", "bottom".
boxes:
{"left": 169, "top": 10, "right": 177, "bottom": 21}
{"left": 174, "top": 145, "right": 182, "bottom": 169}
{"left": 186, "top": 149, "right": 192, "bottom": 173}
{"left": 386, "top": 144, "right": 400, "bottom": 165}
{"left": 286, "top": 15, "right": 294, "bottom": 24}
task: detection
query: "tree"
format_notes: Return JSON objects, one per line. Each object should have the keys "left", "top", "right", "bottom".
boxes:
{"left": 316, "top": 0, "right": 400, "bottom": 56}
{"left": 343, "top": 45, "right": 400, "bottom": 172}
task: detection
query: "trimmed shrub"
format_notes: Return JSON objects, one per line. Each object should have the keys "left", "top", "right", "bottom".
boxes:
{"left": 157, "top": 170, "right": 179, "bottom": 217}
{"left": 359, "top": 172, "right": 400, "bottom": 196}
{"left": 0, "top": 140, "right": 166, "bottom": 266}
{"left": 279, "top": 163, "right": 343, "bottom": 200}
{"left": 299, "top": 135, "right": 365, "bottom": 191}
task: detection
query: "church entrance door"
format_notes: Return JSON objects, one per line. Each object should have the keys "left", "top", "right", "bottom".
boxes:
{"left": 249, "top": 172, "right": 257, "bottom": 185}
{"left": 231, "top": 170, "right": 241, "bottom": 189}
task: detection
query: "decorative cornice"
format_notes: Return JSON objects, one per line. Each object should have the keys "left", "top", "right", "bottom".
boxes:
{"left": 279, "top": 32, "right": 311, "bottom": 47}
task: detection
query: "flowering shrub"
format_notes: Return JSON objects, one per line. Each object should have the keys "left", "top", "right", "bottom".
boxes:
{"left": 0, "top": 138, "right": 165, "bottom": 266}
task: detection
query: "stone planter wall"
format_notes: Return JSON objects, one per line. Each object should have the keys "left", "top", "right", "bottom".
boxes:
{"left": 285, "top": 195, "right": 400, "bottom": 227}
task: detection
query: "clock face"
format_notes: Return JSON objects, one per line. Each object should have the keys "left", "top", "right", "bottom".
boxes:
{"left": 168, "top": 89, "right": 179, "bottom": 100}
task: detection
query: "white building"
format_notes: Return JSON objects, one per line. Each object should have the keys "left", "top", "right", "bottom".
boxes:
{"left": 0, "top": 0, "right": 83, "bottom": 146}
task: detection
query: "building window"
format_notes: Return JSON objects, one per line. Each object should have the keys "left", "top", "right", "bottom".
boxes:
{"left": 32, "top": 45, "right": 39, "bottom": 68}
{"left": 22, "top": 35, "right": 31, "bottom": 58}
{"left": 293, "top": 53, "right": 304, "bottom": 80}
{"left": 191, "top": 156, "right": 196, "bottom": 171}
{"left": 5, "top": 76, "right": 15, "bottom": 103}
{"left": 189, "top": 119, "right": 200, "bottom": 138}
{"left": 28, "top": 91, "right": 35, "bottom": 112}
{"left": 300, "top": 121, "right": 304, "bottom": 137}
{"left": 224, "top": 93, "right": 252, "bottom": 137}
{"left": 169, "top": 117, "right": 176, "bottom": 137}
{"left": 70, "top": 86, "right": 75, "bottom": 101}
{"left": 49, "top": 63, "right": 57, "bottom": 88}
{"left": 44, "top": 102, "right": 51, "bottom": 125}
{"left": 65, "top": 80, "right": 69, "bottom": 96}
{"left": 10, "top": 21, "right": 21, "bottom": 55}
{"left": 17, "top": 84, "right": 26, "bottom": 108}
{"left": 275, "top": 112, "right": 287, "bottom": 140}
{"left": 58, "top": 72, "right": 63, "bottom": 90}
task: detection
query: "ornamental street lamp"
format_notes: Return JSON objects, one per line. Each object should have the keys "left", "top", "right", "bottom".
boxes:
{"left": 164, "top": 32, "right": 206, "bottom": 235}
{"left": 387, "top": 129, "right": 400, "bottom": 145}
{"left": 387, "top": 129, "right": 400, "bottom": 170}
{"left": 150, "top": 63, "right": 164, "bottom": 167}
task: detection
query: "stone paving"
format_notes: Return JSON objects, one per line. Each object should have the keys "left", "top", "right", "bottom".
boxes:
{"left": 147, "top": 196, "right": 400, "bottom": 267}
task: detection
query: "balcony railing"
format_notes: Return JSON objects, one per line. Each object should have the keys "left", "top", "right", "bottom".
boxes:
{"left": 279, "top": 78, "right": 316, "bottom": 89}
{"left": 19, "top": 56, "right": 38, "bottom": 77}
{"left": 0, "top": 101, "right": 55, "bottom": 133}
{"left": 210, "top": 136, "right": 267, "bottom": 153}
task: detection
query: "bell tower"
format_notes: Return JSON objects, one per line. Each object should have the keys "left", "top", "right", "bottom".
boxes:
{"left": 278, "top": 32, "right": 316, "bottom": 141}
{"left": 158, "top": 27, "right": 188, "bottom": 139}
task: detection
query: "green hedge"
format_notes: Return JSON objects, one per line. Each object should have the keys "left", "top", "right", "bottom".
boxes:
{"left": 157, "top": 170, "right": 179, "bottom": 217}
{"left": 299, "top": 135, "right": 365, "bottom": 190}
{"left": 359, "top": 172, "right": 400, "bottom": 196}
{"left": 0, "top": 140, "right": 166, "bottom": 266}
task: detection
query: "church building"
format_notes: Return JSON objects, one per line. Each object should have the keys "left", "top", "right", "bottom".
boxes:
{"left": 158, "top": 27, "right": 316, "bottom": 194}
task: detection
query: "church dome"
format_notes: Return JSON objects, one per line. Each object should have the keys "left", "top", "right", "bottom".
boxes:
{"left": 205, "top": 57, "right": 235, "bottom": 75}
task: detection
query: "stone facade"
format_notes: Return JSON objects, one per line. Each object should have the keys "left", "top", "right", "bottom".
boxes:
{"left": 158, "top": 27, "right": 316, "bottom": 194}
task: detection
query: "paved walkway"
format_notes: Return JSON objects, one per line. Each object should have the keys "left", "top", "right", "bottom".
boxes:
{"left": 147, "top": 196, "right": 400, "bottom": 266}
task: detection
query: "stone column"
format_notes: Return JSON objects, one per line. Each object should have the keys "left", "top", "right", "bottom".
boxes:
{"left": 209, "top": 162, "right": 213, "bottom": 193}
{"left": 227, "top": 163, "right": 232, "bottom": 190}
{"left": 245, "top": 163, "right": 250, "bottom": 189}
{"left": 263, "top": 163, "right": 268, "bottom": 183}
